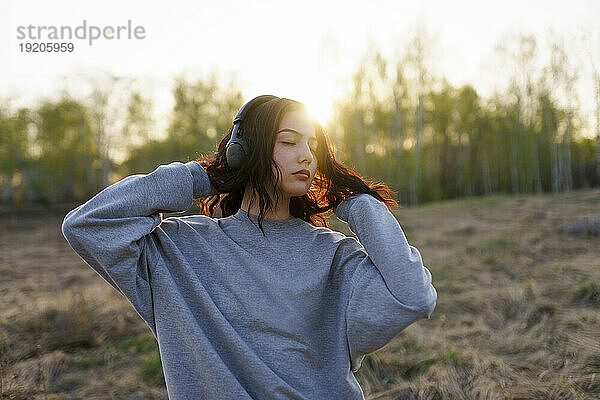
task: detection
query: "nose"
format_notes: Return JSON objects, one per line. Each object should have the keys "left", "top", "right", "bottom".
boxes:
{"left": 298, "top": 141, "right": 315, "bottom": 165}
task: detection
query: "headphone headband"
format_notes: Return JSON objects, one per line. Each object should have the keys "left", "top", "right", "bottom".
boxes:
{"left": 232, "top": 95, "right": 279, "bottom": 123}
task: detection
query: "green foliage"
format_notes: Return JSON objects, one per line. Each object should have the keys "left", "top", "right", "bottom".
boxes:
{"left": 0, "top": 106, "right": 30, "bottom": 174}
{"left": 483, "top": 237, "right": 517, "bottom": 249}
{"left": 115, "top": 332, "right": 156, "bottom": 353}
{"left": 572, "top": 281, "right": 600, "bottom": 307}
{"left": 122, "top": 75, "right": 243, "bottom": 174}
{"left": 362, "top": 351, "right": 436, "bottom": 380}
{"left": 73, "top": 353, "right": 107, "bottom": 370}
{"left": 466, "top": 236, "right": 517, "bottom": 255}
{"left": 441, "top": 345, "right": 460, "bottom": 364}
{"left": 584, "top": 354, "right": 600, "bottom": 374}
{"left": 140, "top": 351, "right": 165, "bottom": 386}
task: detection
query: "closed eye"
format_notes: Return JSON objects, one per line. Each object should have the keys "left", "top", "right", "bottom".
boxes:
{"left": 281, "top": 141, "right": 318, "bottom": 154}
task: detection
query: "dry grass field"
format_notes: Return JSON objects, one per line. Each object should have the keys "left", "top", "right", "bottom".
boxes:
{"left": 1, "top": 189, "right": 599, "bottom": 399}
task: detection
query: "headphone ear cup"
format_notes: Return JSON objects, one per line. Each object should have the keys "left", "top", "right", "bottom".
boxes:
{"left": 225, "top": 95, "right": 278, "bottom": 170}
{"left": 226, "top": 141, "right": 246, "bottom": 169}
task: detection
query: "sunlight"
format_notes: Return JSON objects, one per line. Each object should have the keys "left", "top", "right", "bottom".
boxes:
{"left": 300, "top": 95, "right": 333, "bottom": 127}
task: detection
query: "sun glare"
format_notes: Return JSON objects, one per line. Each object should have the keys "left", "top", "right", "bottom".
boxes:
{"left": 302, "top": 96, "right": 333, "bottom": 127}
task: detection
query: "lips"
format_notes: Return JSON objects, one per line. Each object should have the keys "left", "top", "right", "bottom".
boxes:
{"left": 293, "top": 169, "right": 310, "bottom": 178}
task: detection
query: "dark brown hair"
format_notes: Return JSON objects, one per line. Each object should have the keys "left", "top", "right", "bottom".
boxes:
{"left": 193, "top": 96, "right": 400, "bottom": 235}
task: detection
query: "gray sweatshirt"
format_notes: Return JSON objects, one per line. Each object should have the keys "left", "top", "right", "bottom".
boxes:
{"left": 61, "top": 161, "right": 437, "bottom": 400}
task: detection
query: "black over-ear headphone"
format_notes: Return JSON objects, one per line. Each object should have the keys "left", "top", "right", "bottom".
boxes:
{"left": 225, "top": 95, "right": 280, "bottom": 169}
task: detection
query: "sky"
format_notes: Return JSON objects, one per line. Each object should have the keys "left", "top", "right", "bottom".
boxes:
{"left": 2, "top": 0, "right": 600, "bottom": 137}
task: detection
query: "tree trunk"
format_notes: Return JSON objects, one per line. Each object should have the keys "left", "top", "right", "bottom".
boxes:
{"left": 564, "top": 113, "right": 573, "bottom": 191}
{"left": 510, "top": 137, "right": 519, "bottom": 194}
{"left": 482, "top": 149, "right": 492, "bottom": 194}
{"left": 595, "top": 73, "right": 600, "bottom": 185}
{"left": 532, "top": 132, "right": 543, "bottom": 194}
{"left": 412, "top": 94, "right": 424, "bottom": 206}
{"left": 457, "top": 132, "right": 465, "bottom": 196}
{"left": 547, "top": 104, "right": 559, "bottom": 192}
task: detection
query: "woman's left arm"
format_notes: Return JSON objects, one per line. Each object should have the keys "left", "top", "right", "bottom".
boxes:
{"left": 335, "top": 193, "right": 437, "bottom": 372}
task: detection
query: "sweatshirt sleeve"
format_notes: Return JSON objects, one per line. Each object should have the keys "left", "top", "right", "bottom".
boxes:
{"left": 334, "top": 194, "right": 437, "bottom": 373}
{"left": 61, "top": 161, "right": 213, "bottom": 335}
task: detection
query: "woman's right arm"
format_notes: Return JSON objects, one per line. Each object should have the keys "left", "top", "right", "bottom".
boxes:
{"left": 61, "top": 161, "right": 213, "bottom": 335}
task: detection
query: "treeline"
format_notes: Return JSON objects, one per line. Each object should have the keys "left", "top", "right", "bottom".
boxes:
{"left": 1, "top": 33, "right": 599, "bottom": 207}
{"left": 328, "top": 33, "right": 600, "bottom": 205}
{"left": 0, "top": 73, "right": 244, "bottom": 206}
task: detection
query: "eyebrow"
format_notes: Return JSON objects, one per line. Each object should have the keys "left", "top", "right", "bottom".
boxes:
{"left": 277, "top": 128, "right": 317, "bottom": 143}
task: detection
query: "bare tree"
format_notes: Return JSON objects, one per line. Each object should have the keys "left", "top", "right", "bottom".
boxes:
{"left": 581, "top": 28, "right": 600, "bottom": 184}
{"left": 60, "top": 68, "right": 138, "bottom": 188}
{"left": 498, "top": 32, "right": 543, "bottom": 194}
{"left": 402, "top": 26, "right": 436, "bottom": 205}
{"left": 548, "top": 36, "right": 577, "bottom": 192}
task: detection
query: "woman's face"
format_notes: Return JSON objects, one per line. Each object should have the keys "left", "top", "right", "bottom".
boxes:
{"left": 271, "top": 110, "right": 318, "bottom": 199}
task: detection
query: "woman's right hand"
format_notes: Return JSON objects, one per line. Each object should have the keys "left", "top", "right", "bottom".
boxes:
{"left": 199, "top": 161, "right": 219, "bottom": 196}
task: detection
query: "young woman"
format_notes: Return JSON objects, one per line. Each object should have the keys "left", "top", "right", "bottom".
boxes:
{"left": 62, "top": 95, "right": 437, "bottom": 399}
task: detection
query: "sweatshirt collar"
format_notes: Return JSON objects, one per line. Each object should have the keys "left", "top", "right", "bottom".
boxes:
{"left": 232, "top": 208, "right": 306, "bottom": 230}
